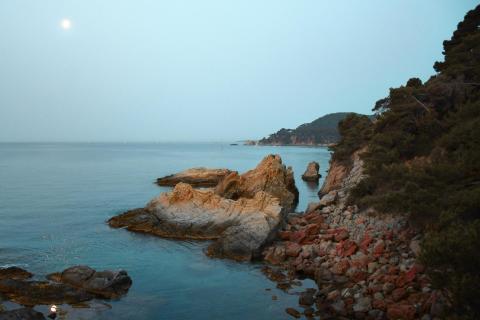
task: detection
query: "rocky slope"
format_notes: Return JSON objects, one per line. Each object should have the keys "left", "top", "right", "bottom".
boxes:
{"left": 262, "top": 150, "right": 441, "bottom": 319}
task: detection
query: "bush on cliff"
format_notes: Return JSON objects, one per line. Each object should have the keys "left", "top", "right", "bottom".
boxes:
{"left": 330, "top": 5, "right": 480, "bottom": 318}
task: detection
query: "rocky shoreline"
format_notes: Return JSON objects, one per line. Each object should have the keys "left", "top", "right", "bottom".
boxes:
{"left": 260, "top": 152, "right": 443, "bottom": 319}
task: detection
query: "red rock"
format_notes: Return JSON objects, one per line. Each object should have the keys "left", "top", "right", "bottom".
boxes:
{"left": 386, "top": 304, "right": 416, "bottom": 320}
{"left": 395, "top": 275, "right": 407, "bottom": 288}
{"left": 387, "top": 266, "right": 399, "bottom": 275}
{"left": 304, "top": 212, "right": 324, "bottom": 225}
{"left": 405, "top": 265, "right": 420, "bottom": 283}
{"left": 305, "top": 224, "right": 321, "bottom": 236}
{"left": 351, "top": 255, "right": 370, "bottom": 269}
{"left": 331, "top": 259, "right": 350, "bottom": 275}
{"left": 373, "top": 299, "right": 387, "bottom": 311}
{"left": 278, "top": 231, "right": 291, "bottom": 241}
{"left": 285, "top": 242, "right": 302, "bottom": 257}
{"left": 360, "top": 232, "right": 373, "bottom": 252}
{"left": 334, "top": 230, "right": 349, "bottom": 242}
{"left": 391, "top": 288, "right": 407, "bottom": 302}
{"left": 336, "top": 240, "right": 358, "bottom": 257}
{"left": 319, "top": 234, "right": 334, "bottom": 241}
{"left": 290, "top": 230, "right": 306, "bottom": 243}
{"left": 350, "top": 270, "right": 367, "bottom": 282}
{"left": 373, "top": 240, "right": 385, "bottom": 256}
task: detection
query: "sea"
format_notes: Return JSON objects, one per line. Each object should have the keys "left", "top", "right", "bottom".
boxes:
{"left": 0, "top": 142, "right": 331, "bottom": 319}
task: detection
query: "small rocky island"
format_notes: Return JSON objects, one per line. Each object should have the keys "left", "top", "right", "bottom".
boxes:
{"left": 301, "top": 161, "right": 321, "bottom": 182}
{"left": 109, "top": 155, "right": 299, "bottom": 261}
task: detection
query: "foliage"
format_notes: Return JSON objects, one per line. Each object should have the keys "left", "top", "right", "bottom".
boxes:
{"left": 330, "top": 113, "right": 372, "bottom": 164}
{"left": 330, "top": 5, "right": 480, "bottom": 318}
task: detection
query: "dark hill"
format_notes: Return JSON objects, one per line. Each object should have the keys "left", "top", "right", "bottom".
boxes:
{"left": 259, "top": 112, "right": 370, "bottom": 146}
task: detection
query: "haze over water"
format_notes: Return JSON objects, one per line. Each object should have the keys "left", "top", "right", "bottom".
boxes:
{"left": 0, "top": 142, "right": 329, "bottom": 319}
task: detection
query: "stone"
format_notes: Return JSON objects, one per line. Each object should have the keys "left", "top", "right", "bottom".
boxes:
{"left": 373, "top": 240, "right": 385, "bottom": 256}
{"left": 353, "top": 296, "right": 372, "bottom": 313}
{"left": 305, "top": 202, "right": 321, "bottom": 214}
{"left": 299, "top": 290, "right": 315, "bottom": 306}
{"left": 109, "top": 183, "right": 284, "bottom": 261}
{"left": 156, "top": 168, "right": 232, "bottom": 187}
{"left": 334, "top": 230, "right": 349, "bottom": 242}
{"left": 301, "top": 161, "right": 321, "bottom": 182}
{"left": 285, "top": 242, "right": 302, "bottom": 257}
{"left": 264, "top": 246, "right": 286, "bottom": 264}
{"left": 0, "top": 267, "right": 33, "bottom": 280}
{"left": 336, "top": 240, "right": 358, "bottom": 257}
{"left": 319, "top": 191, "right": 337, "bottom": 207}
{"left": 386, "top": 304, "right": 416, "bottom": 320}
{"left": 367, "top": 262, "right": 378, "bottom": 273}
{"left": 285, "top": 307, "right": 301, "bottom": 318}
{"left": 392, "top": 287, "right": 407, "bottom": 302}
{"left": 0, "top": 308, "right": 46, "bottom": 320}
{"left": 47, "top": 265, "right": 132, "bottom": 299}
{"left": 409, "top": 239, "right": 421, "bottom": 257}
{"left": 215, "top": 154, "right": 299, "bottom": 212}
{"left": 331, "top": 260, "right": 350, "bottom": 275}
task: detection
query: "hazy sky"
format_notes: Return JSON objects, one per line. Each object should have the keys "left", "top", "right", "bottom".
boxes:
{"left": 0, "top": 1, "right": 477, "bottom": 142}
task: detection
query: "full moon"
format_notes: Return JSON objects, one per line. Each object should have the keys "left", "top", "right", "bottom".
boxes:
{"left": 60, "top": 19, "right": 72, "bottom": 30}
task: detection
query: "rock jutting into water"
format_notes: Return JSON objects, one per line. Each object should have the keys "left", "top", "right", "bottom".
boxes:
{"left": 262, "top": 149, "right": 443, "bottom": 320}
{"left": 109, "top": 183, "right": 284, "bottom": 261}
{"left": 0, "top": 266, "right": 132, "bottom": 307}
{"left": 109, "top": 154, "right": 298, "bottom": 261}
{"left": 301, "top": 161, "right": 321, "bottom": 182}
{"left": 156, "top": 168, "right": 232, "bottom": 187}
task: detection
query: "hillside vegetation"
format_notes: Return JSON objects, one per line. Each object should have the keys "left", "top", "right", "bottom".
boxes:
{"left": 259, "top": 112, "right": 367, "bottom": 145}
{"left": 331, "top": 5, "right": 480, "bottom": 318}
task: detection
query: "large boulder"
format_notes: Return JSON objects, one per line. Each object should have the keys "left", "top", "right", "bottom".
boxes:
{"left": 47, "top": 265, "right": 132, "bottom": 299}
{"left": 156, "top": 168, "right": 232, "bottom": 187}
{"left": 301, "top": 161, "right": 321, "bottom": 182}
{"left": 109, "top": 183, "right": 284, "bottom": 261}
{"left": 0, "top": 308, "right": 46, "bottom": 320}
{"left": 0, "top": 267, "right": 33, "bottom": 280}
{"left": 214, "top": 154, "right": 299, "bottom": 212}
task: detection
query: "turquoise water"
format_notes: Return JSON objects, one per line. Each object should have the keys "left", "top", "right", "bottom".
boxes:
{"left": 0, "top": 143, "right": 330, "bottom": 319}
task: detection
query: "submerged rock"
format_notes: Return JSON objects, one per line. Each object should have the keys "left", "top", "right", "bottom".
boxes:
{"left": 0, "top": 308, "right": 46, "bottom": 320}
{"left": 109, "top": 183, "right": 284, "bottom": 261}
{"left": 156, "top": 168, "right": 232, "bottom": 187}
{"left": 301, "top": 161, "right": 321, "bottom": 182}
{"left": 215, "top": 154, "right": 299, "bottom": 212}
{"left": 0, "top": 266, "right": 131, "bottom": 306}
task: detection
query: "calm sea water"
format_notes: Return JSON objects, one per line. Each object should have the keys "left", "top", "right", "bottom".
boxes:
{"left": 0, "top": 142, "right": 331, "bottom": 319}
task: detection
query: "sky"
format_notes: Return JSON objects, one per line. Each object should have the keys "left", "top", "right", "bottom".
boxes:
{"left": 0, "top": 1, "right": 477, "bottom": 142}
